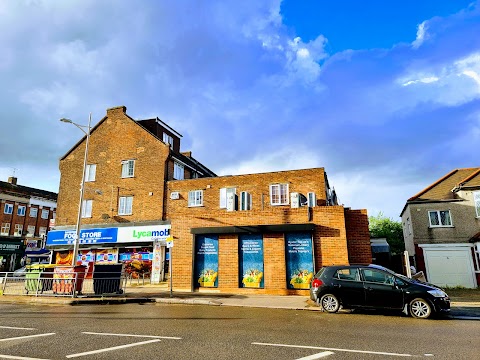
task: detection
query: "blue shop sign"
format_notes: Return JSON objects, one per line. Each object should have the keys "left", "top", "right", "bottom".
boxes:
{"left": 46, "top": 228, "right": 118, "bottom": 246}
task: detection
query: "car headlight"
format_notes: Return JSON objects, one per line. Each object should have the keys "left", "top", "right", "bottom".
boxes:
{"left": 428, "top": 289, "right": 447, "bottom": 298}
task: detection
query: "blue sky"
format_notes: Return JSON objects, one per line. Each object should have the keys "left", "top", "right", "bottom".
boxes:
{"left": 1, "top": 0, "right": 479, "bottom": 221}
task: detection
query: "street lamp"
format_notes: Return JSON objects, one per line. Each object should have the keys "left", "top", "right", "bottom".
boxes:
{"left": 60, "top": 114, "right": 92, "bottom": 266}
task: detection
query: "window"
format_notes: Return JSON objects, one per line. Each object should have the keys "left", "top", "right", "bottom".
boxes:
{"left": 362, "top": 268, "right": 394, "bottom": 285}
{"left": 27, "top": 225, "right": 35, "bottom": 237}
{"left": 29, "top": 207, "right": 38, "bottom": 218}
{"left": 188, "top": 190, "right": 203, "bottom": 207}
{"left": 17, "top": 205, "right": 26, "bottom": 216}
{"left": 428, "top": 210, "right": 452, "bottom": 227}
{"left": 174, "top": 161, "right": 184, "bottom": 180}
{"left": 121, "top": 159, "right": 135, "bottom": 178}
{"left": 81, "top": 200, "right": 93, "bottom": 218}
{"left": 270, "top": 184, "right": 289, "bottom": 205}
{"left": 14, "top": 224, "right": 23, "bottom": 237}
{"left": 85, "top": 164, "right": 97, "bottom": 182}
{"left": 307, "top": 192, "right": 316, "bottom": 207}
{"left": 240, "top": 191, "right": 252, "bottom": 211}
{"left": 220, "top": 188, "right": 236, "bottom": 208}
{"left": 335, "top": 268, "right": 359, "bottom": 281}
{"left": 163, "top": 133, "right": 173, "bottom": 148}
{"left": 0, "top": 223, "right": 10, "bottom": 236}
{"left": 4, "top": 203, "right": 13, "bottom": 214}
{"left": 407, "top": 217, "right": 412, "bottom": 235}
{"left": 41, "top": 209, "right": 49, "bottom": 219}
{"left": 118, "top": 196, "right": 133, "bottom": 215}
{"left": 474, "top": 191, "right": 480, "bottom": 218}
{"left": 39, "top": 227, "right": 47, "bottom": 238}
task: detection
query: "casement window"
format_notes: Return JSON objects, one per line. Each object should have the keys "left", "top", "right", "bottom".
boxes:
{"left": 85, "top": 164, "right": 97, "bottom": 182}
{"left": 81, "top": 200, "right": 93, "bottom": 218}
{"left": 240, "top": 191, "right": 252, "bottom": 211}
{"left": 27, "top": 225, "right": 35, "bottom": 237}
{"left": 17, "top": 205, "right": 26, "bottom": 216}
{"left": 188, "top": 190, "right": 203, "bottom": 207}
{"left": 118, "top": 196, "right": 133, "bottom": 215}
{"left": 39, "top": 227, "right": 47, "bottom": 238}
{"left": 407, "top": 217, "right": 412, "bottom": 235}
{"left": 270, "top": 184, "right": 289, "bottom": 206}
{"left": 428, "top": 210, "right": 452, "bottom": 227}
{"left": 29, "top": 207, "right": 38, "bottom": 218}
{"left": 220, "top": 188, "right": 236, "bottom": 208}
{"left": 474, "top": 191, "right": 480, "bottom": 218}
{"left": 4, "top": 203, "right": 13, "bottom": 214}
{"left": 41, "top": 209, "right": 49, "bottom": 219}
{"left": 14, "top": 224, "right": 23, "bottom": 237}
{"left": 121, "top": 159, "right": 135, "bottom": 178}
{"left": 163, "top": 133, "right": 173, "bottom": 148}
{"left": 174, "top": 161, "right": 184, "bottom": 180}
{"left": 307, "top": 192, "right": 316, "bottom": 207}
{"left": 0, "top": 223, "right": 10, "bottom": 236}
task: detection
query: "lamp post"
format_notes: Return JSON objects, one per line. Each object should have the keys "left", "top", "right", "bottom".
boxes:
{"left": 60, "top": 113, "right": 92, "bottom": 266}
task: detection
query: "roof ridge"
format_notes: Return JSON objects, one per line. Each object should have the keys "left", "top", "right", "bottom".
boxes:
{"left": 408, "top": 169, "right": 459, "bottom": 201}
{"left": 458, "top": 167, "right": 480, "bottom": 186}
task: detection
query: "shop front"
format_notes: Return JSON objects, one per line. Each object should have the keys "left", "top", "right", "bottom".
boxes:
{"left": 46, "top": 223, "right": 171, "bottom": 283}
{"left": 0, "top": 239, "right": 25, "bottom": 272}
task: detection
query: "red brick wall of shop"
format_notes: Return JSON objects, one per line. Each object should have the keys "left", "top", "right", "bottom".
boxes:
{"left": 345, "top": 209, "right": 372, "bottom": 264}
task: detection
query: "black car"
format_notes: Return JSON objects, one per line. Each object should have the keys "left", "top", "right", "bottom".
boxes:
{"left": 310, "top": 264, "right": 450, "bottom": 319}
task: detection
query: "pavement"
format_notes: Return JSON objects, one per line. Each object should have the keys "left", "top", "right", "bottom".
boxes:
{"left": 1, "top": 283, "right": 479, "bottom": 319}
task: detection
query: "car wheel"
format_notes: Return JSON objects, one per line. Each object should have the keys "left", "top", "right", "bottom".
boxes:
{"left": 409, "top": 298, "right": 432, "bottom": 319}
{"left": 320, "top": 293, "right": 340, "bottom": 313}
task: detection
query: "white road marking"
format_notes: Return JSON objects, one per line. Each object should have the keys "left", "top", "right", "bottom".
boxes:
{"left": 0, "top": 333, "right": 55, "bottom": 342}
{"left": 66, "top": 339, "right": 161, "bottom": 358}
{"left": 252, "top": 342, "right": 415, "bottom": 357}
{"left": 82, "top": 331, "right": 182, "bottom": 340}
{"left": 296, "top": 351, "right": 335, "bottom": 359}
{"left": 0, "top": 326, "right": 36, "bottom": 331}
{"left": 0, "top": 355, "right": 51, "bottom": 360}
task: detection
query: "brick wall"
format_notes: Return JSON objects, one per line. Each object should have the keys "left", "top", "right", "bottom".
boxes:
{"left": 345, "top": 208, "right": 372, "bottom": 264}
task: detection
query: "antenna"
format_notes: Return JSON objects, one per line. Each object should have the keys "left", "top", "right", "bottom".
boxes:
{"left": 12, "top": 167, "right": 18, "bottom": 177}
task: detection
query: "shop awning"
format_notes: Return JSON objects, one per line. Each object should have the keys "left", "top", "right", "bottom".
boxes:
{"left": 191, "top": 223, "right": 315, "bottom": 235}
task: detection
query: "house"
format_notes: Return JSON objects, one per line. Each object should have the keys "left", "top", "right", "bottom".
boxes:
{"left": 47, "top": 105, "right": 372, "bottom": 294}
{"left": 0, "top": 176, "right": 57, "bottom": 271}
{"left": 401, "top": 168, "right": 480, "bottom": 288}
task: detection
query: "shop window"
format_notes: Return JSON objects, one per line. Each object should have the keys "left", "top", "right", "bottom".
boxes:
{"left": 4, "top": 203, "right": 13, "bottom": 214}
{"left": 82, "top": 200, "right": 93, "bottom": 218}
{"left": 121, "top": 159, "right": 135, "bottom": 178}
{"left": 29, "top": 207, "right": 38, "bottom": 218}
{"left": 118, "top": 196, "right": 133, "bottom": 215}
{"left": 285, "top": 232, "right": 314, "bottom": 290}
{"left": 0, "top": 223, "right": 10, "bottom": 236}
{"left": 188, "top": 190, "right": 203, "bottom": 207}
{"left": 239, "top": 235, "right": 264, "bottom": 288}
{"left": 85, "top": 164, "right": 97, "bottom": 182}
{"left": 17, "top": 205, "right": 26, "bottom": 216}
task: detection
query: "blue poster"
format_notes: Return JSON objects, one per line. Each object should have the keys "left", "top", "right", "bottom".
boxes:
{"left": 239, "top": 235, "right": 264, "bottom": 289}
{"left": 285, "top": 232, "right": 314, "bottom": 290}
{"left": 194, "top": 235, "right": 219, "bottom": 288}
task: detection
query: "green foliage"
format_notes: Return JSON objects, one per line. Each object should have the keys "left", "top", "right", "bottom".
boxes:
{"left": 369, "top": 212, "right": 405, "bottom": 255}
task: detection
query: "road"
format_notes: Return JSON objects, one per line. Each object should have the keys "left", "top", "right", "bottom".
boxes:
{"left": 0, "top": 302, "right": 478, "bottom": 359}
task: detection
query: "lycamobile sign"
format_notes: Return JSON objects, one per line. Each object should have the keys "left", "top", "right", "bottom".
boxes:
{"left": 117, "top": 225, "right": 171, "bottom": 243}
{"left": 133, "top": 228, "right": 170, "bottom": 239}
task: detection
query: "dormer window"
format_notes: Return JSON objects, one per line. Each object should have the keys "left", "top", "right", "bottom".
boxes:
{"left": 163, "top": 133, "right": 173, "bottom": 148}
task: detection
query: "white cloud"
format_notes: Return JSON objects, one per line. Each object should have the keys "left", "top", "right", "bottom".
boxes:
{"left": 412, "top": 21, "right": 428, "bottom": 49}
{"left": 20, "top": 83, "right": 79, "bottom": 115}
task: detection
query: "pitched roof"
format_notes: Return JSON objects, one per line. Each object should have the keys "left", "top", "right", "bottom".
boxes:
{"left": 0, "top": 181, "right": 57, "bottom": 201}
{"left": 408, "top": 167, "right": 480, "bottom": 202}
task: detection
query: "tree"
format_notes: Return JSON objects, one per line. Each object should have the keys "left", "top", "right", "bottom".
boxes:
{"left": 369, "top": 212, "right": 405, "bottom": 255}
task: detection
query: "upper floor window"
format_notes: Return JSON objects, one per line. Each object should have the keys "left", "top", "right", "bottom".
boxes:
{"left": 14, "top": 224, "right": 23, "bottom": 237}
{"left": 407, "top": 217, "right": 412, "bottom": 235}
{"left": 41, "top": 209, "right": 49, "bottom": 219}
{"left": 188, "top": 190, "right": 203, "bottom": 207}
{"left": 174, "top": 161, "right": 184, "bottom": 180}
{"left": 29, "top": 207, "right": 38, "bottom": 218}
{"left": 163, "top": 133, "right": 173, "bottom": 148}
{"left": 307, "top": 192, "right": 316, "bottom": 207}
{"left": 240, "top": 191, "right": 252, "bottom": 211}
{"left": 85, "top": 164, "right": 97, "bottom": 182}
{"left": 428, "top": 210, "right": 452, "bottom": 227}
{"left": 270, "top": 184, "right": 289, "bottom": 206}
{"left": 39, "top": 227, "right": 47, "bottom": 238}
{"left": 81, "top": 200, "right": 93, "bottom": 218}
{"left": 118, "top": 196, "right": 133, "bottom": 215}
{"left": 220, "top": 188, "right": 236, "bottom": 208}
{"left": 27, "top": 225, "right": 35, "bottom": 237}
{"left": 4, "top": 203, "right": 13, "bottom": 214}
{"left": 17, "top": 205, "right": 26, "bottom": 216}
{"left": 0, "top": 223, "right": 10, "bottom": 236}
{"left": 121, "top": 160, "right": 135, "bottom": 178}
{"left": 474, "top": 191, "right": 480, "bottom": 218}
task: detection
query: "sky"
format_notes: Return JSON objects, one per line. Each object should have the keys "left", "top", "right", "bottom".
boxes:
{"left": 1, "top": 0, "right": 479, "bottom": 221}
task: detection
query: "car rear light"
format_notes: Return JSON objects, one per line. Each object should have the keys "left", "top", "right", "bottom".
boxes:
{"left": 312, "top": 278, "right": 323, "bottom": 288}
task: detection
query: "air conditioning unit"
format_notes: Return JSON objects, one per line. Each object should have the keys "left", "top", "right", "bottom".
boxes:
{"left": 290, "top": 192, "right": 299, "bottom": 208}
{"left": 226, "top": 192, "right": 236, "bottom": 211}
{"left": 170, "top": 191, "right": 180, "bottom": 200}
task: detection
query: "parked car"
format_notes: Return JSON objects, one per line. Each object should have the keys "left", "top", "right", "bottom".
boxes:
{"left": 310, "top": 264, "right": 450, "bottom": 319}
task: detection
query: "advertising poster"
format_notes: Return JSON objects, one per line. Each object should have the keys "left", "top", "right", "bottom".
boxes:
{"left": 52, "top": 266, "right": 74, "bottom": 295}
{"left": 285, "top": 233, "right": 314, "bottom": 290}
{"left": 239, "top": 235, "right": 264, "bottom": 288}
{"left": 194, "top": 235, "right": 218, "bottom": 288}
{"left": 95, "top": 249, "right": 118, "bottom": 263}
{"left": 151, "top": 240, "right": 163, "bottom": 284}
{"left": 120, "top": 251, "right": 152, "bottom": 280}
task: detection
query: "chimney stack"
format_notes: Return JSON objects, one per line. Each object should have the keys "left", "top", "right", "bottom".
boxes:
{"left": 8, "top": 176, "right": 17, "bottom": 185}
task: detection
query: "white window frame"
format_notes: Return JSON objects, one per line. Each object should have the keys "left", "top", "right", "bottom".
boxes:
{"left": 85, "top": 164, "right": 97, "bottom": 182}
{"left": 29, "top": 207, "right": 38, "bottom": 218}
{"left": 121, "top": 159, "right": 135, "bottom": 178}
{"left": 4, "top": 203, "right": 13, "bottom": 214}
{"left": 27, "top": 225, "right": 35, "bottom": 237}
{"left": 81, "top": 200, "right": 93, "bottom": 218}
{"left": 428, "top": 210, "right": 453, "bottom": 227}
{"left": 118, "top": 196, "right": 133, "bottom": 215}
{"left": 163, "top": 133, "right": 173, "bottom": 148}
{"left": 174, "top": 161, "right": 184, "bottom": 180}
{"left": 307, "top": 192, "right": 316, "bottom": 207}
{"left": 240, "top": 191, "right": 252, "bottom": 211}
{"left": 188, "top": 190, "right": 203, "bottom": 207}
{"left": 474, "top": 191, "right": 480, "bottom": 218}
{"left": 39, "top": 226, "right": 47, "bottom": 238}
{"left": 17, "top": 205, "right": 26, "bottom": 216}
{"left": 41, "top": 209, "right": 49, "bottom": 219}
{"left": 220, "top": 188, "right": 236, "bottom": 208}
{"left": 14, "top": 224, "right": 23, "bottom": 237}
{"left": 270, "top": 184, "right": 289, "bottom": 206}
{"left": 0, "top": 223, "right": 10, "bottom": 236}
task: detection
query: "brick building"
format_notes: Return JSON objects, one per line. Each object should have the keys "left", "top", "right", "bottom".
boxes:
{"left": 0, "top": 176, "right": 57, "bottom": 271}
{"left": 47, "top": 105, "right": 371, "bottom": 294}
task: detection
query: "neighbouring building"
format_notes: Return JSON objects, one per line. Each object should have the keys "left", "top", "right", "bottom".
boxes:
{"left": 47, "top": 105, "right": 372, "bottom": 294}
{"left": 401, "top": 167, "right": 480, "bottom": 288}
{"left": 0, "top": 176, "right": 57, "bottom": 271}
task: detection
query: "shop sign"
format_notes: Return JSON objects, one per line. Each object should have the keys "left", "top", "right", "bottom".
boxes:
{"left": 46, "top": 228, "right": 118, "bottom": 246}
{"left": 285, "top": 232, "right": 314, "bottom": 290}
{"left": 117, "top": 225, "right": 171, "bottom": 243}
{"left": 239, "top": 235, "right": 264, "bottom": 289}
{"left": 0, "top": 241, "right": 24, "bottom": 254}
{"left": 194, "top": 235, "right": 218, "bottom": 288}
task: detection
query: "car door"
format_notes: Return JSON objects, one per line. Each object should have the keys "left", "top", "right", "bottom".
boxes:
{"left": 361, "top": 268, "right": 404, "bottom": 309}
{"left": 332, "top": 267, "right": 365, "bottom": 307}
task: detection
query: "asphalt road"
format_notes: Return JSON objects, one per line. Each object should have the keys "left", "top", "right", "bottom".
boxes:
{"left": 0, "top": 302, "right": 479, "bottom": 360}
